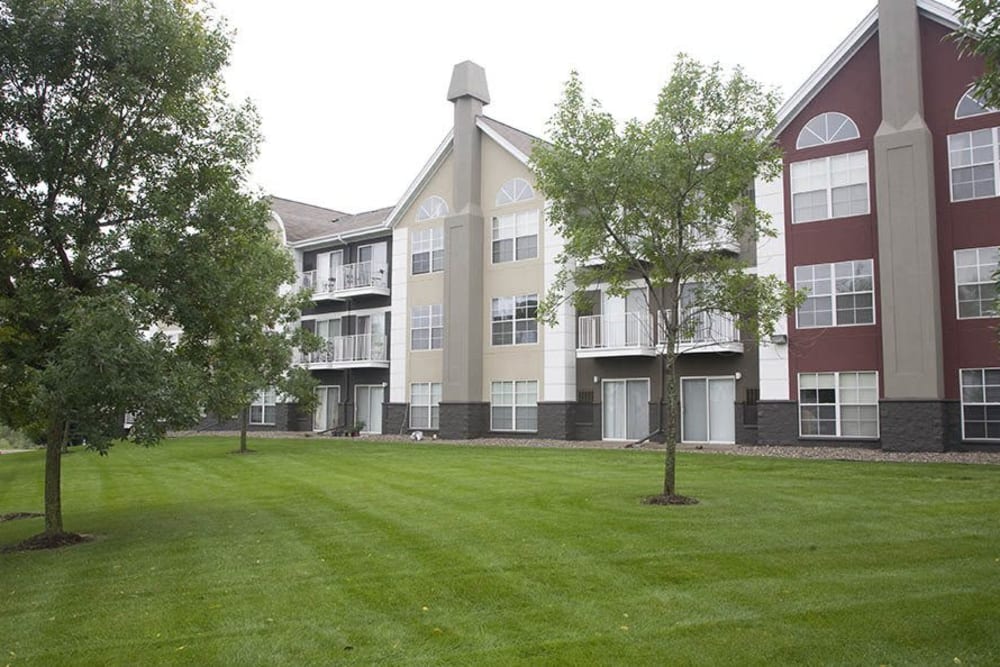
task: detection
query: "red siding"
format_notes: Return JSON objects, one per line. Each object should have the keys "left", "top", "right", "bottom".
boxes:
{"left": 921, "top": 18, "right": 1000, "bottom": 399}
{"left": 778, "top": 35, "right": 884, "bottom": 397}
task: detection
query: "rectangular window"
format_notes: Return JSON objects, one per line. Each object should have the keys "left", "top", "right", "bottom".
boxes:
{"left": 955, "top": 247, "right": 999, "bottom": 319}
{"left": 409, "top": 382, "right": 442, "bottom": 430}
{"left": 491, "top": 294, "right": 538, "bottom": 345}
{"left": 798, "top": 372, "right": 878, "bottom": 438}
{"left": 492, "top": 210, "right": 539, "bottom": 263}
{"left": 411, "top": 227, "right": 444, "bottom": 275}
{"left": 411, "top": 305, "right": 443, "bottom": 350}
{"left": 250, "top": 387, "right": 277, "bottom": 425}
{"left": 949, "top": 128, "right": 999, "bottom": 201}
{"left": 790, "top": 151, "right": 869, "bottom": 223}
{"left": 490, "top": 380, "right": 538, "bottom": 432}
{"left": 960, "top": 368, "right": 1000, "bottom": 440}
{"left": 794, "top": 259, "right": 874, "bottom": 328}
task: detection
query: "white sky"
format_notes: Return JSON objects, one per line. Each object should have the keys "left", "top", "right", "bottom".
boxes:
{"left": 212, "top": 0, "right": 955, "bottom": 214}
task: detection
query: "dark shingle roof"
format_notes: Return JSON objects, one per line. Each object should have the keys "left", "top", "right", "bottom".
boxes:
{"left": 271, "top": 197, "right": 393, "bottom": 244}
{"left": 479, "top": 116, "right": 547, "bottom": 157}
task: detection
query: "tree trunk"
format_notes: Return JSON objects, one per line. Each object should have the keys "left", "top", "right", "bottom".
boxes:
{"left": 239, "top": 408, "right": 248, "bottom": 453}
{"left": 662, "top": 354, "right": 680, "bottom": 498}
{"left": 44, "top": 420, "right": 65, "bottom": 536}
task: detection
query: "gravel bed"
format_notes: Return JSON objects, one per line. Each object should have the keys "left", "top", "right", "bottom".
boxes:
{"left": 169, "top": 431, "right": 1000, "bottom": 465}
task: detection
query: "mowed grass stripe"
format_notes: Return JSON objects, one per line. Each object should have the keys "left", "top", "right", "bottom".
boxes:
{"left": 1, "top": 438, "right": 998, "bottom": 665}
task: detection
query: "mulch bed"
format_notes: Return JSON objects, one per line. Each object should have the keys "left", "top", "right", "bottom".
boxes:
{"left": 1, "top": 531, "right": 93, "bottom": 553}
{"left": 0, "top": 512, "right": 43, "bottom": 523}
{"left": 642, "top": 494, "right": 700, "bottom": 506}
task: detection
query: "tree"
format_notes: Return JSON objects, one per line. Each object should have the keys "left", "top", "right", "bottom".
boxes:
{"left": 955, "top": 1, "right": 1000, "bottom": 108}
{"left": 531, "top": 55, "right": 801, "bottom": 504}
{"left": 0, "top": 0, "right": 307, "bottom": 545}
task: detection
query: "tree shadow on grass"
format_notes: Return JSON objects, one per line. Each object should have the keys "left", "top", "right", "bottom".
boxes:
{"left": 0, "top": 513, "right": 93, "bottom": 553}
{"left": 642, "top": 495, "right": 700, "bottom": 506}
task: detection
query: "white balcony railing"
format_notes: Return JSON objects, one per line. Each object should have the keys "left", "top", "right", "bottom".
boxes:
{"left": 577, "top": 312, "right": 654, "bottom": 352}
{"left": 298, "top": 334, "right": 388, "bottom": 366}
{"left": 677, "top": 310, "right": 739, "bottom": 346}
{"left": 301, "top": 261, "right": 389, "bottom": 299}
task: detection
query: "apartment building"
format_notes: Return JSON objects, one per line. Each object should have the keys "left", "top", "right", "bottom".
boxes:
{"left": 755, "top": 0, "right": 1000, "bottom": 451}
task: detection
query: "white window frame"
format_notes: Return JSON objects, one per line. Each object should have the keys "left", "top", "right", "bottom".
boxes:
{"left": 679, "top": 375, "right": 737, "bottom": 444}
{"left": 790, "top": 150, "right": 870, "bottom": 223}
{"left": 948, "top": 127, "right": 1000, "bottom": 202}
{"left": 795, "top": 112, "right": 860, "bottom": 150}
{"left": 415, "top": 195, "right": 449, "bottom": 221}
{"left": 490, "top": 380, "right": 538, "bottom": 433}
{"left": 955, "top": 88, "right": 999, "bottom": 120}
{"left": 411, "top": 304, "right": 443, "bottom": 351}
{"left": 411, "top": 227, "right": 444, "bottom": 275}
{"left": 794, "top": 259, "right": 875, "bottom": 329}
{"left": 954, "top": 246, "right": 1000, "bottom": 320}
{"left": 409, "top": 382, "right": 441, "bottom": 430}
{"left": 491, "top": 294, "right": 538, "bottom": 346}
{"left": 798, "top": 371, "right": 879, "bottom": 439}
{"left": 495, "top": 178, "right": 535, "bottom": 207}
{"left": 314, "top": 385, "right": 341, "bottom": 431}
{"left": 491, "top": 210, "right": 539, "bottom": 263}
{"left": 959, "top": 367, "right": 1000, "bottom": 441}
{"left": 601, "top": 377, "right": 651, "bottom": 442}
{"left": 250, "top": 387, "right": 277, "bottom": 426}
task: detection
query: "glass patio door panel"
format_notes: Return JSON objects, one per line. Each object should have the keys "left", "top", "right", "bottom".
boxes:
{"left": 314, "top": 386, "right": 341, "bottom": 431}
{"left": 355, "top": 385, "right": 384, "bottom": 434}
{"left": 708, "top": 378, "right": 735, "bottom": 443}
{"left": 602, "top": 379, "right": 649, "bottom": 441}
{"left": 681, "top": 377, "right": 735, "bottom": 443}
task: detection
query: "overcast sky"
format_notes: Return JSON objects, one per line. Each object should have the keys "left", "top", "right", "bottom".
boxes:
{"left": 211, "top": 0, "right": 956, "bottom": 214}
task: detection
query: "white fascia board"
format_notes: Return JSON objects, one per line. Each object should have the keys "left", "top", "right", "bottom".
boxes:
{"left": 476, "top": 118, "right": 531, "bottom": 166}
{"left": 290, "top": 226, "right": 391, "bottom": 252}
{"left": 774, "top": 1, "right": 959, "bottom": 139}
{"left": 382, "top": 131, "right": 454, "bottom": 230}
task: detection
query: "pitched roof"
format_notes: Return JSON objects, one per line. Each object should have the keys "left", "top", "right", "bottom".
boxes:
{"left": 774, "top": 0, "right": 959, "bottom": 137}
{"left": 478, "top": 116, "right": 546, "bottom": 160}
{"left": 271, "top": 196, "right": 393, "bottom": 246}
{"left": 269, "top": 197, "right": 348, "bottom": 243}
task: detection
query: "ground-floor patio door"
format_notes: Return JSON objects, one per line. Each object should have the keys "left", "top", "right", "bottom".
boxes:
{"left": 314, "top": 385, "right": 341, "bottom": 432}
{"left": 681, "top": 377, "right": 736, "bottom": 443}
{"left": 602, "top": 378, "right": 650, "bottom": 441}
{"left": 354, "top": 385, "right": 384, "bottom": 434}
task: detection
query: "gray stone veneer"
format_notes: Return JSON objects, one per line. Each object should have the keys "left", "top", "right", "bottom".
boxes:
{"left": 879, "top": 400, "right": 948, "bottom": 452}
{"left": 756, "top": 401, "right": 800, "bottom": 446}
{"left": 537, "top": 402, "right": 576, "bottom": 440}
{"left": 383, "top": 402, "right": 410, "bottom": 435}
{"left": 439, "top": 402, "right": 490, "bottom": 439}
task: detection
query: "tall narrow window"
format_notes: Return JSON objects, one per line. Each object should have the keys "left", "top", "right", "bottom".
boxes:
{"left": 409, "top": 382, "right": 442, "bottom": 430}
{"left": 790, "top": 151, "right": 869, "bottom": 223}
{"left": 411, "top": 227, "right": 444, "bottom": 274}
{"left": 411, "top": 305, "right": 443, "bottom": 350}
{"left": 955, "top": 247, "right": 999, "bottom": 318}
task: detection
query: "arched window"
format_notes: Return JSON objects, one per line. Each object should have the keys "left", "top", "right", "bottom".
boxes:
{"left": 495, "top": 178, "right": 535, "bottom": 207}
{"left": 955, "top": 88, "right": 999, "bottom": 119}
{"left": 415, "top": 195, "right": 449, "bottom": 222}
{"left": 795, "top": 112, "right": 861, "bottom": 149}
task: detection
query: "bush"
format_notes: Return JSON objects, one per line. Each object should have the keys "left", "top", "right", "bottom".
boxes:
{"left": 0, "top": 422, "right": 37, "bottom": 450}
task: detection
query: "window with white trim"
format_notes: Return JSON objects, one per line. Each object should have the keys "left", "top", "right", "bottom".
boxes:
{"left": 955, "top": 247, "right": 999, "bottom": 319}
{"left": 250, "top": 387, "right": 277, "bottom": 425}
{"left": 490, "top": 380, "right": 538, "bottom": 432}
{"left": 799, "top": 372, "right": 878, "bottom": 438}
{"left": 955, "top": 88, "right": 998, "bottom": 120}
{"left": 960, "top": 368, "right": 1000, "bottom": 440}
{"left": 794, "top": 259, "right": 874, "bottom": 328}
{"left": 491, "top": 294, "right": 538, "bottom": 345}
{"left": 411, "top": 227, "right": 443, "bottom": 275}
{"left": 948, "top": 128, "right": 999, "bottom": 201}
{"left": 409, "top": 382, "right": 441, "bottom": 430}
{"left": 411, "top": 305, "right": 443, "bottom": 350}
{"left": 795, "top": 112, "right": 860, "bottom": 149}
{"left": 492, "top": 210, "right": 538, "bottom": 262}
{"left": 416, "top": 195, "right": 449, "bottom": 221}
{"left": 496, "top": 178, "right": 535, "bottom": 206}
{"left": 790, "top": 151, "right": 869, "bottom": 223}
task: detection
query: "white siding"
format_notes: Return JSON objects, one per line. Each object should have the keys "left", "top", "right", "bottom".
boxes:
{"left": 389, "top": 228, "right": 409, "bottom": 403}
{"left": 542, "top": 205, "right": 576, "bottom": 402}
{"left": 756, "top": 173, "right": 791, "bottom": 401}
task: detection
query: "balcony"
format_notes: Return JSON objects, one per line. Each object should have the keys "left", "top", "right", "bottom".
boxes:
{"left": 672, "top": 310, "right": 743, "bottom": 354}
{"left": 297, "top": 334, "right": 389, "bottom": 369}
{"left": 301, "top": 261, "right": 390, "bottom": 300}
{"left": 577, "top": 312, "right": 656, "bottom": 357}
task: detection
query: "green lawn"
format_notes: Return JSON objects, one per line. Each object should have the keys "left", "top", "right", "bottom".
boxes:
{"left": 1, "top": 438, "right": 998, "bottom": 666}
